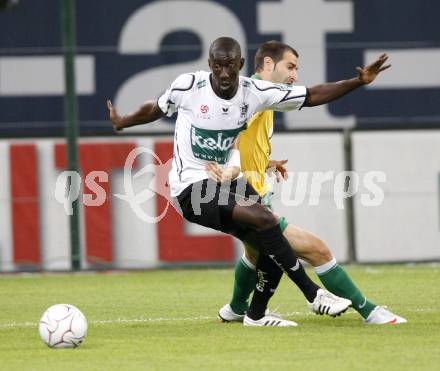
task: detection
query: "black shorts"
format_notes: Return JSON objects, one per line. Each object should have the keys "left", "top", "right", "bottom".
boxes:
{"left": 174, "top": 177, "right": 261, "bottom": 239}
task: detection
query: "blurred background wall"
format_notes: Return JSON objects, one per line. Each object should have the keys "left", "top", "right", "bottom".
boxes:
{"left": 0, "top": 0, "right": 439, "bottom": 271}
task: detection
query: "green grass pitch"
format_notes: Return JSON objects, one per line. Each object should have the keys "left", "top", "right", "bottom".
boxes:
{"left": 1, "top": 264, "right": 439, "bottom": 370}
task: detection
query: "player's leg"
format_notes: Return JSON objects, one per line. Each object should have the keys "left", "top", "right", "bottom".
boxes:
{"left": 232, "top": 202, "right": 351, "bottom": 321}
{"left": 178, "top": 179, "right": 349, "bottom": 322}
{"left": 220, "top": 239, "right": 301, "bottom": 325}
{"left": 243, "top": 253, "right": 297, "bottom": 327}
{"left": 221, "top": 219, "right": 354, "bottom": 321}
{"left": 175, "top": 177, "right": 311, "bottom": 299}
{"left": 283, "top": 222, "right": 406, "bottom": 323}
{"left": 283, "top": 222, "right": 376, "bottom": 318}
{"left": 220, "top": 192, "right": 276, "bottom": 320}
{"left": 230, "top": 201, "right": 320, "bottom": 303}
{"left": 219, "top": 243, "right": 258, "bottom": 321}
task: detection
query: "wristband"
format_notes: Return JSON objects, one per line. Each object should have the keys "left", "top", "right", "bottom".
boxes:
{"left": 226, "top": 149, "right": 240, "bottom": 168}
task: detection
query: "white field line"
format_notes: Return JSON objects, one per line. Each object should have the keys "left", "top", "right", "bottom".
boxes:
{"left": 0, "top": 308, "right": 437, "bottom": 330}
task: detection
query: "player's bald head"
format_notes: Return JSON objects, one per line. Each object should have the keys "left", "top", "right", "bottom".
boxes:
{"left": 209, "top": 37, "right": 242, "bottom": 59}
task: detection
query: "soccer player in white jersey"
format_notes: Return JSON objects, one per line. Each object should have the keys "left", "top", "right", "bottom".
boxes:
{"left": 108, "top": 37, "right": 390, "bottom": 327}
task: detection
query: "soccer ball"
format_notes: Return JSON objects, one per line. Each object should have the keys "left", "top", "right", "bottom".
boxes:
{"left": 38, "top": 304, "right": 88, "bottom": 348}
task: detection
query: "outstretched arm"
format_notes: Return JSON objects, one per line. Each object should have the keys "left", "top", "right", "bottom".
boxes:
{"left": 107, "top": 99, "right": 164, "bottom": 131}
{"left": 303, "top": 53, "right": 390, "bottom": 107}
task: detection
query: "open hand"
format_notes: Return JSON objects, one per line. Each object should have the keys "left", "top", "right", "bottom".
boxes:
{"left": 267, "top": 159, "right": 288, "bottom": 182}
{"left": 356, "top": 53, "right": 391, "bottom": 84}
{"left": 206, "top": 162, "right": 227, "bottom": 182}
{"left": 206, "top": 162, "right": 240, "bottom": 182}
{"left": 107, "top": 100, "right": 124, "bottom": 131}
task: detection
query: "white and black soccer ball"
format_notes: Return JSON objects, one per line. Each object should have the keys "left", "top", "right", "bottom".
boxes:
{"left": 38, "top": 304, "right": 88, "bottom": 348}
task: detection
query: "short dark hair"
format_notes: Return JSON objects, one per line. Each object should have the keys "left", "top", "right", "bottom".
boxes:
{"left": 209, "top": 37, "right": 241, "bottom": 59}
{"left": 254, "top": 41, "right": 299, "bottom": 71}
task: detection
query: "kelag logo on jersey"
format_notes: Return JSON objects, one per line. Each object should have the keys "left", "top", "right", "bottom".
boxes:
{"left": 191, "top": 126, "right": 241, "bottom": 164}
{"left": 0, "top": 0, "right": 439, "bottom": 136}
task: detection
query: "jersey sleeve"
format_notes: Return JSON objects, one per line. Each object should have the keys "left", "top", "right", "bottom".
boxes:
{"left": 251, "top": 79, "right": 308, "bottom": 112}
{"left": 157, "top": 73, "right": 195, "bottom": 117}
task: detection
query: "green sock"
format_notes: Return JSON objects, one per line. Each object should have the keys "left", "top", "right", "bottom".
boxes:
{"left": 317, "top": 261, "right": 376, "bottom": 319}
{"left": 229, "top": 255, "right": 257, "bottom": 315}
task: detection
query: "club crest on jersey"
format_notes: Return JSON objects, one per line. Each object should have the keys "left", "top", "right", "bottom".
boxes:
{"left": 190, "top": 125, "right": 242, "bottom": 164}
{"left": 197, "top": 104, "right": 210, "bottom": 119}
{"left": 239, "top": 102, "right": 249, "bottom": 118}
{"left": 236, "top": 102, "right": 249, "bottom": 126}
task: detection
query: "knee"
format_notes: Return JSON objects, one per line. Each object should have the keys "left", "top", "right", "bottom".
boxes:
{"left": 313, "top": 238, "right": 334, "bottom": 265}
{"left": 254, "top": 207, "right": 278, "bottom": 230}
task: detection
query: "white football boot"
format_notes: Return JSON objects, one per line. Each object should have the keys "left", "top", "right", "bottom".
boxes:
{"left": 218, "top": 304, "right": 245, "bottom": 322}
{"left": 218, "top": 304, "right": 284, "bottom": 323}
{"left": 365, "top": 306, "right": 407, "bottom": 324}
{"left": 243, "top": 314, "right": 298, "bottom": 327}
{"left": 308, "top": 289, "right": 352, "bottom": 317}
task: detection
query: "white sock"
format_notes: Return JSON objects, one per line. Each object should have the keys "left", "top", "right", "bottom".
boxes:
{"left": 314, "top": 257, "right": 337, "bottom": 275}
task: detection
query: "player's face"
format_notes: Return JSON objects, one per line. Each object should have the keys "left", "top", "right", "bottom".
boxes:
{"left": 209, "top": 51, "right": 244, "bottom": 99}
{"left": 271, "top": 51, "right": 298, "bottom": 84}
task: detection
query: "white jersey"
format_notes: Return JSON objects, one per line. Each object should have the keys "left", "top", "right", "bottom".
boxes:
{"left": 157, "top": 70, "right": 307, "bottom": 197}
